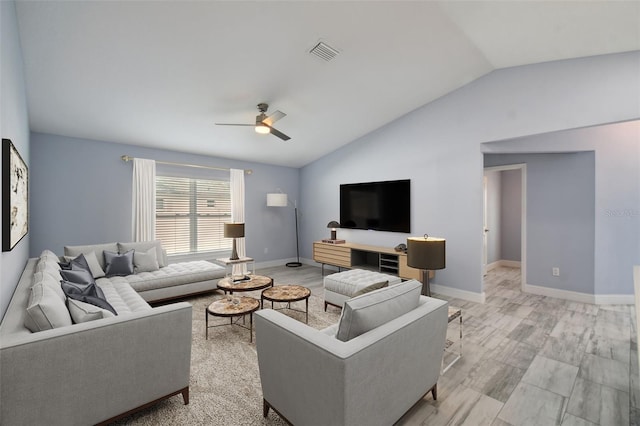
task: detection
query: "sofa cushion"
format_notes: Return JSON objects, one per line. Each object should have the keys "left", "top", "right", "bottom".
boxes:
{"left": 24, "top": 281, "right": 73, "bottom": 332}
{"left": 352, "top": 280, "right": 388, "bottom": 297}
{"left": 111, "top": 260, "right": 225, "bottom": 293}
{"left": 35, "top": 258, "right": 62, "bottom": 281}
{"left": 336, "top": 280, "right": 422, "bottom": 342}
{"left": 64, "top": 243, "right": 117, "bottom": 274}
{"left": 118, "top": 241, "right": 167, "bottom": 268}
{"left": 32, "top": 271, "right": 66, "bottom": 302}
{"left": 96, "top": 279, "right": 151, "bottom": 314}
{"left": 133, "top": 247, "right": 160, "bottom": 273}
{"left": 67, "top": 298, "right": 115, "bottom": 323}
{"left": 104, "top": 250, "right": 134, "bottom": 277}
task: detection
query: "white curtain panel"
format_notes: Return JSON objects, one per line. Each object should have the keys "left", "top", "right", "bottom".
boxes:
{"left": 230, "top": 169, "right": 247, "bottom": 275}
{"left": 132, "top": 158, "right": 156, "bottom": 242}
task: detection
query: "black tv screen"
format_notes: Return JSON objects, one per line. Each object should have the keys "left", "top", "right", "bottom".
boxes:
{"left": 340, "top": 179, "right": 410, "bottom": 233}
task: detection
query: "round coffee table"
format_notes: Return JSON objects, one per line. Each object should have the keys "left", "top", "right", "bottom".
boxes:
{"left": 205, "top": 296, "right": 260, "bottom": 342}
{"left": 217, "top": 275, "right": 273, "bottom": 294}
{"left": 261, "top": 285, "right": 312, "bottom": 324}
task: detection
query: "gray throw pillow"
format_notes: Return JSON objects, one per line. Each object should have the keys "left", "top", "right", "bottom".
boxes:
{"left": 103, "top": 250, "right": 134, "bottom": 277}
{"left": 61, "top": 281, "right": 117, "bottom": 315}
{"left": 352, "top": 280, "right": 389, "bottom": 297}
{"left": 133, "top": 247, "right": 160, "bottom": 273}
{"left": 59, "top": 268, "right": 95, "bottom": 285}
{"left": 59, "top": 253, "right": 90, "bottom": 272}
{"left": 63, "top": 251, "right": 105, "bottom": 279}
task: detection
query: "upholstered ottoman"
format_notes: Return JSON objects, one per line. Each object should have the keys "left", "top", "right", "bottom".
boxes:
{"left": 323, "top": 269, "right": 403, "bottom": 310}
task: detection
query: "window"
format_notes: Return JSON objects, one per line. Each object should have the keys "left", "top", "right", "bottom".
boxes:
{"left": 155, "top": 175, "right": 232, "bottom": 255}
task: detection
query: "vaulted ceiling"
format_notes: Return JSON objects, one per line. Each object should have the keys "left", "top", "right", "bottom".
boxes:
{"left": 15, "top": 1, "right": 640, "bottom": 167}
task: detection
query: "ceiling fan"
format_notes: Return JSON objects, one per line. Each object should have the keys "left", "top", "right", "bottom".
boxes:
{"left": 215, "top": 103, "right": 291, "bottom": 141}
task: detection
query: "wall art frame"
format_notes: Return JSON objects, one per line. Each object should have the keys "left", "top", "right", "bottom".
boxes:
{"left": 2, "top": 138, "right": 28, "bottom": 251}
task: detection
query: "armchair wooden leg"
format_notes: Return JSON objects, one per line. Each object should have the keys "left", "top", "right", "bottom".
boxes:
{"left": 182, "top": 387, "right": 190, "bottom": 405}
{"left": 431, "top": 383, "right": 438, "bottom": 400}
{"left": 324, "top": 301, "right": 327, "bottom": 311}
{"left": 263, "top": 399, "right": 270, "bottom": 417}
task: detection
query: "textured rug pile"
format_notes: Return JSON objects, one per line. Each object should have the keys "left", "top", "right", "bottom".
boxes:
{"left": 115, "top": 290, "right": 341, "bottom": 425}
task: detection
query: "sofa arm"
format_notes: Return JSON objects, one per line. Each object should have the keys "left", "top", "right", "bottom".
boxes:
{"left": 0, "top": 302, "right": 192, "bottom": 426}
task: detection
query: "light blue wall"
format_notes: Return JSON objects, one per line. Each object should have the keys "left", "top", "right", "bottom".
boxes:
{"left": 300, "top": 52, "right": 639, "bottom": 299}
{"left": 501, "top": 169, "right": 522, "bottom": 262}
{"left": 1, "top": 1, "right": 30, "bottom": 320}
{"left": 484, "top": 120, "right": 640, "bottom": 295}
{"left": 30, "top": 133, "right": 300, "bottom": 264}
{"left": 484, "top": 171, "right": 501, "bottom": 264}
{"left": 485, "top": 153, "right": 595, "bottom": 294}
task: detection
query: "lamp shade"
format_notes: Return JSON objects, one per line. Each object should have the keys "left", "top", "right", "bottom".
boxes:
{"left": 267, "top": 193, "right": 288, "bottom": 207}
{"left": 407, "top": 236, "right": 446, "bottom": 270}
{"left": 224, "top": 223, "right": 245, "bottom": 238}
{"left": 327, "top": 221, "right": 340, "bottom": 229}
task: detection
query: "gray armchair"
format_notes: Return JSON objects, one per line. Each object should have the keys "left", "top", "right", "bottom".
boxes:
{"left": 255, "top": 293, "right": 448, "bottom": 426}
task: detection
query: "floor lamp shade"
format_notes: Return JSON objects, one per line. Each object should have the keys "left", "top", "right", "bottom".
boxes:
{"left": 407, "top": 236, "right": 446, "bottom": 296}
{"left": 224, "top": 223, "right": 245, "bottom": 260}
{"left": 267, "top": 193, "right": 288, "bottom": 207}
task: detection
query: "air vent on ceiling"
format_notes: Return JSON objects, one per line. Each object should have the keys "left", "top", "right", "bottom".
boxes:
{"left": 309, "top": 41, "right": 339, "bottom": 62}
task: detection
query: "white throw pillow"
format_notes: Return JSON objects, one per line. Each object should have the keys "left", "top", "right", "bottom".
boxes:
{"left": 335, "top": 280, "right": 422, "bottom": 342}
{"left": 67, "top": 298, "right": 115, "bottom": 323}
{"left": 133, "top": 247, "right": 160, "bottom": 273}
{"left": 32, "top": 271, "right": 65, "bottom": 302}
{"left": 24, "top": 282, "right": 73, "bottom": 332}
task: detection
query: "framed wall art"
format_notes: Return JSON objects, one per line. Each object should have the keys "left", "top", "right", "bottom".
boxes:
{"left": 2, "top": 138, "right": 28, "bottom": 251}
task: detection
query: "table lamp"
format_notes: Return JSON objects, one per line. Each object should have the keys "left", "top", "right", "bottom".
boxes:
{"left": 224, "top": 223, "right": 245, "bottom": 260}
{"left": 327, "top": 221, "right": 340, "bottom": 240}
{"left": 407, "top": 234, "right": 446, "bottom": 296}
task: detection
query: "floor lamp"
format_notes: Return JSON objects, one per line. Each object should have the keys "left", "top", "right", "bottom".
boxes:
{"left": 407, "top": 235, "right": 446, "bottom": 296}
{"left": 267, "top": 193, "right": 302, "bottom": 267}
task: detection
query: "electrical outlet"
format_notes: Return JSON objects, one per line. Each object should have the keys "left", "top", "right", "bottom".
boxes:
{"left": 552, "top": 267, "right": 560, "bottom": 277}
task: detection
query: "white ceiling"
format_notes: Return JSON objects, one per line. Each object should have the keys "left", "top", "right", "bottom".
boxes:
{"left": 15, "top": 1, "right": 640, "bottom": 168}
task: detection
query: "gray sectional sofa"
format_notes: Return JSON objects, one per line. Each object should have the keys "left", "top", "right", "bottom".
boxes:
{"left": 0, "top": 241, "right": 226, "bottom": 425}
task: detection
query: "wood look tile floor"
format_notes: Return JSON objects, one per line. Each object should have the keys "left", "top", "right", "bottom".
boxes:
{"left": 261, "top": 265, "right": 638, "bottom": 426}
{"left": 395, "top": 266, "right": 638, "bottom": 426}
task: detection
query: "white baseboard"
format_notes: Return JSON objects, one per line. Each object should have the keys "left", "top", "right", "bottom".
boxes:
{"left": 431, "top": 283, "right": 486, "bottom": 304}
{"left": 593, "top": 294, "right": 635, "bottom": 305}
{"left": 487, "top": 260, "right": 521, "bottom": 271}
{"left": 524, "top": 283, "right": 634, "bottom": 305}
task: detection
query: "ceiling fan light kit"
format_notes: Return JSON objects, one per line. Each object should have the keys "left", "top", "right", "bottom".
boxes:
{"left": 255, "top": 123, "right": 270, "bottom": 134}
{"left": 216, "top": 103, "right": 291, "bottom": 141}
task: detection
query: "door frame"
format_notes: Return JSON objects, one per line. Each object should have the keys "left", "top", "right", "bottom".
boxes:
{"left": 482, "top": 163, "right": 527, "bottom": 292}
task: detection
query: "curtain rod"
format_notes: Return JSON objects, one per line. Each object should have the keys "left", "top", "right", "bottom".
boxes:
{"left": 121, "top": 155, "right": 252, "bottom": 175}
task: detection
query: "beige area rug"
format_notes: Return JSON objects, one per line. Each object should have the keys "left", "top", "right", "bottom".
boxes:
{"left": 114, "top": 290, "right": 341, "bottom": 425}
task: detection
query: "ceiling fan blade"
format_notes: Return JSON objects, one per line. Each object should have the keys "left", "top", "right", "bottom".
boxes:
{"left": 214, "top": 123, "right": 255, "bottom": 126}
{"left": 265, "top": 125, "right": 291, "bottom": 141}
{"left": 262, "top": 110, "right": 286, "bottom": 126}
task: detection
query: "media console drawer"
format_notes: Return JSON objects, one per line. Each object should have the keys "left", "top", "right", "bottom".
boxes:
{"left": 313, "top": 242, "right": 351, "bottom": 268}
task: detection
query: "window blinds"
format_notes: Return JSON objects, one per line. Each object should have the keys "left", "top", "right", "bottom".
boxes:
{"left": 155, "top": 175, "right": 232, "bottom": 255}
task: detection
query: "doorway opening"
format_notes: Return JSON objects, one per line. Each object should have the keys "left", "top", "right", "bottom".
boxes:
{"left": 482, "top": 164, "right": 527, "bottom": 293}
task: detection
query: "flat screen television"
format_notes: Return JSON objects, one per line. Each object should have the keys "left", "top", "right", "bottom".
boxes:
{"left": 340, "top": 179, "right": 410, "bottom": 233}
